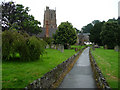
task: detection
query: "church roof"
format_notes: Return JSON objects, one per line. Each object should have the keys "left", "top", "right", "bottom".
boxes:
{"left": 37, "top": 28, "right": 57, "bottom": 38}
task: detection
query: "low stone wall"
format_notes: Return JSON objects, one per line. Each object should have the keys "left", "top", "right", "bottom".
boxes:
{"left": 24, "top": 47, "right": 86, "bottom": 89}
{"left": 89, "top": 49, "right": 111, "bottom": 89}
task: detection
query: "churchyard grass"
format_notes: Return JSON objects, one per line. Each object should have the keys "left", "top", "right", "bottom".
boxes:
{"left": 2, "top": 48, "right": 76, "bottom": 88}
{"left": 91, "top": 47, "right": 119, "bottom": 88}
{"left": 71, "top": 45, "right": 87, "bottom": 49}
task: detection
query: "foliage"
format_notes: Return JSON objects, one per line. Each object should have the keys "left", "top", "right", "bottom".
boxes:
{"left": 28, "top": 36, "right": 47, "bottom": 60}
{"left": 75, "top": 28, "right": 80, "bottom": 34}
{"left": 91, "top": 47, "right": 118, "bottom": 88}
{"left": 53, "top": 21, "right": 77, "bottom": 49}
{"left": 2, "top": 49, "right": 76, "bottom": 88}
{"left": 100, "top": 21, "right": 120, "bottom": 49}
{"left": 2, "top": 30, "right": 26, "bottom": 60}
{"left": 90, "top": 21, "right": 105, "bottom": 45}
{"left": 2, "top": 1, "right": 41, "bottom": 34}
{"left": 82, "top": 20, "right": 101, "bottom": 33}
{"left": 92, "top": 20, "right": 101, "bottom": 25}
{"left": 2, "top": 30, "right": 46, "bottom": 61}
{"left": 43, "top": 37, "right": 52, "bottom": 46}
{"left": 82, "top": 23, "right": 93, "bottom": 33}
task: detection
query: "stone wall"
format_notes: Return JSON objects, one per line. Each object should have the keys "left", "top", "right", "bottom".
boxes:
{"left": 24, "top": 48, "right": 86, "bottom": 89}
{"left": 89, "top": 49, "right": 111, "bottom": 89}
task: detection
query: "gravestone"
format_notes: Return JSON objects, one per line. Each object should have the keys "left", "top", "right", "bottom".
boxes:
{"left": 114, "top": 45, "right": 119, "bottom": 52}
{"left": 54, "top": 45, "right": 56, "bottom": 49}
{"left": 92, "top": 45, "right": 95, "bottom": 51}
{"left": 57, "top": 44, "right": 60, "bottom": 51}
{"left": 46, "top": 45, "right": 49, "bottom": 49}
{"left": 51, "top": 44, "right": 54, "bottom": 49}
{"left": 94, "top": 45, "right": 99, "bottom": 48}
{"left": 104, "top": 45, "right": 108, "bottom": 49}
{"left": 57, "top": 44, "right": 64, "bottom": 52}
{"left": 60, "top": 45, "right": 64, "bottom": 53}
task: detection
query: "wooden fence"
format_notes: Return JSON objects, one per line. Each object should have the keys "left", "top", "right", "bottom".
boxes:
{"left": 24, "top": 47, "right": 86, "bottom": 89}
{"left": 89, "top": 49, "right": 111, "bottom": 89}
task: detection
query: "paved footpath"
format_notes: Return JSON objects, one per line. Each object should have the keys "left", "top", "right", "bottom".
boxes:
{"left": 59, "top": 47, "right": 97, "bottom": 88}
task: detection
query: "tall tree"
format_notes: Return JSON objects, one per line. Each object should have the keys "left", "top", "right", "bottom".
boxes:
{"left": 100, "top": 21, "right": 120, "bottom": 49}
{"left": 2, "top": 1, "right": 41, "bottom": 34}
{"left": 90, "top": 21, "right": 105, "bottom": 45}
{"left": 92, "top": 20, "right": 100, "bottom": 26}
{"left": 53, "top": 21, "right": 77, "bottom": 49}
{"left": 82, "top": 23, "right": 93, "bottom": 33}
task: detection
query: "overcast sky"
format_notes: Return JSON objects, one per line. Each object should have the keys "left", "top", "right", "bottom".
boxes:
{"left": 1, "top": 0, "right": 120, "bottom": 30}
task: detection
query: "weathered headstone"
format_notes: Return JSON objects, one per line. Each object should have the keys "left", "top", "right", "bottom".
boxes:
{"left": 57, "top": 44, "right": 60, "bottom": 51}
{"left": 51, "top": 44, "right": 54, "bottom": 49}
{"left": 94, "top": 45, "right": 99, "bottom": 48}
{"left": 92, "top": 45, "right": 95, "bottom": 51}
{"left": 114, "top": 45, "right": 119, "bottom": 52}
{"left": 104, "top": 45, "right": 108, "bottom": 49}
{"left": 60, "top": 45, "right": 64, "bottom": 53}
{"left": 54, "top": 45, "right": 56, "bottom": 49}
{"left": 46, "top": 45, "right": 49, "bottom": 49}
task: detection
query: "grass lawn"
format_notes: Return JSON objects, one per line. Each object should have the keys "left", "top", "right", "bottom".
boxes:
{"left": 91, "top": 47, "right": 119, "bottom": 88}
{"left": 2, "top": 49, "right": 76, "bottom": 88}
{"left": 71, "top": 45, "right": 87, "bottom": 49}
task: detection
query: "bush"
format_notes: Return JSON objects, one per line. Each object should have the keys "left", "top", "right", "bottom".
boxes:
{"left": 43, "top": 37, "right": 52, "bottom": 46}
{"left": 2, "top": 30, "right": 46, "bottom": 61}
{"left": 2, "top": 30, "right": 24, "bottom": 60}
{"left": 28, "top": 36, "right": 47, "bottom": 60}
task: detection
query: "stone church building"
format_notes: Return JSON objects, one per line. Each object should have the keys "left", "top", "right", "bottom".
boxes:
{"left": 38, "top": 6, "right": 57, "bottom": 38}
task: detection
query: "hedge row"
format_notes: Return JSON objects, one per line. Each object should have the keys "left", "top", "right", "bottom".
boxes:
{"left": 2, "top": 30, "right": 47, "bottom": 61}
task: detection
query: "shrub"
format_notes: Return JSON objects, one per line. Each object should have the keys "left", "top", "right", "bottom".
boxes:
{"left": 28, "top": 36, "right": 47, "bottom": 60}
{"left": 2, "top": 30, "right": 15, "bottom": 60}
{"left": 2, "top": 30, "right": 28, "bottom": 61}
{"left": 43, "top": 37, "right": 52, "bottom": 46}
{"left": 2, "top": 30, "right": 47, "bottom": 61}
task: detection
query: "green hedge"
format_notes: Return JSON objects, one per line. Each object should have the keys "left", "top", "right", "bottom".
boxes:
{"left": 2, "top": 30, "right": 47, "bottom": 61}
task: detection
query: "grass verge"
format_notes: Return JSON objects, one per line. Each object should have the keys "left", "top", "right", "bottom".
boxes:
{"left": 91, "top": 47, "right": 119, "bottom": 88}
{"left": 2, "top": 49, "right": 76, "bottom": 88}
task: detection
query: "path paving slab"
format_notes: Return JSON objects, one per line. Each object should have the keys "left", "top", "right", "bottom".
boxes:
{"left": 59, "top": 47, "right": 97, "bottom": 88}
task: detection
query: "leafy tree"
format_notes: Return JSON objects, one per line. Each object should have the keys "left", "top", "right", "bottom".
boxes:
{"left": 2, "top": 30, "right": 28, "bottom": 60}
{"left": 53, "top": 21, "right": 77, "bottom": 49}
{"left": 28, "top": 36, "right": 47, "bottom": 60}
{"left": 82, "top": 23, "right": 93, "bottom": 33}
{"left": 75, "top": 28, "right": 80, "bottom": 34}
{"left": 107, "top": 18, "right": 117, "bottom": 22}
{"left": 2, "top": 1, "right": 41, "bottom": 34}
{"left": 100, "top": 21, "right": 120, "bottom": 49}
{"left": 92, "top": 20, "right": 101, "bottom": 25}
{"left": 82, "top": 20, "right": 101, "bottom": 33}
{"left": 90, "top": 21, "right": 105, "bottom": 45}
{"left": 2, "top": 30, "right": 46, "bottom": 61}
{"left": 43, "top": 37, "right": 52, "bottom": 46}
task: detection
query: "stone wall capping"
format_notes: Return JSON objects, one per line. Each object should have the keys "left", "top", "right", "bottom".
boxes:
{"left": 89, "top": 48, "right": 111, "bottom": 89}
{"left": 25, "top": 47, "right": 87, "bottom": 89}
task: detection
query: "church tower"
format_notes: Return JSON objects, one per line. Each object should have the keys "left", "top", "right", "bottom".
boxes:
{"left": 39, "top": 6, "right": 57, "bottom": 38}
{"left": 43, "top": 6, "right": 57, "bottom": 29}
